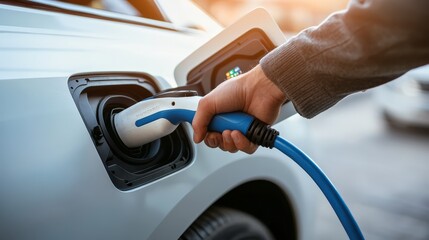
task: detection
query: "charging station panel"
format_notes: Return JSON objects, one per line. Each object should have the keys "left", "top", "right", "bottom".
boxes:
{"left": 184, "top": 29, "right": 275, "bottom": 95}
{"left": 174, "top": 8, "right": 285, "bottom": 96}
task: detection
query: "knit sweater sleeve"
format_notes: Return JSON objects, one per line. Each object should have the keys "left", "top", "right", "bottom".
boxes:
{"left": 260, "top": 0, "right": 429, "bottom": 118}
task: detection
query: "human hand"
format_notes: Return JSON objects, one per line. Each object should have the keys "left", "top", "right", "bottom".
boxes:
{"left": 192, "top": 65, "right": 286, "bottom": 154}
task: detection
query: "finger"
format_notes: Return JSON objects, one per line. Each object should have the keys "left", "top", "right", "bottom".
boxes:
{"left": 204, "top": 132, "right": 222, "bottom": 148}
{"left": 221, "top": 130, "right": 238, "bottom": 153}
{"left": 193, "top": 79, "right": 245, "bottom": 144}
{"left": 192, "top": 97, "right": 216, "bottom": 143}
{"left": 231, "top": 130, "right": 258, "bottom": 154}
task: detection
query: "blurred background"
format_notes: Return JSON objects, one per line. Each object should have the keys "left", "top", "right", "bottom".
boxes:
{"left": 194, "top": 0, "right": 348, "bottom": 33}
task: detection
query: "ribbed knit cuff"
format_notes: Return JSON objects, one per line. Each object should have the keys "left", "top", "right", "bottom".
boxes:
{"left": 260, "top": 41, "right": 337, "bottom": 118}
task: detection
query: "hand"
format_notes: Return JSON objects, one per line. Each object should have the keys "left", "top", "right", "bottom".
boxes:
{"left": 192, "top": 65, "right": 287, "bottom": 154}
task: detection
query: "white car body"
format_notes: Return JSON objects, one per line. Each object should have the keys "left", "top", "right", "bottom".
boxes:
{"left": 0, "top": 1, "right": 315, "bottom": 239}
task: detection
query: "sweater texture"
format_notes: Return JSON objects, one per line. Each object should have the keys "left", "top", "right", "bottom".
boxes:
{"left": 260, "top": 0, "right": 429, "bottom": 118}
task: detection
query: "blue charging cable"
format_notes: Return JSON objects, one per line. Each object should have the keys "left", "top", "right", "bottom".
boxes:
{"left": 273, "top": 137, "right": 364, "bottom": 240}
{"left": 134, "top": 110, "right": 365, "bottom": 240}
{"left": 212, "top": 112, "right": 364, "bottom": 240}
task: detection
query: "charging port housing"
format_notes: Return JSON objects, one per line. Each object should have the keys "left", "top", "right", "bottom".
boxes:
{"left": 68, "top": 73, "right": 192, "bottom": 190}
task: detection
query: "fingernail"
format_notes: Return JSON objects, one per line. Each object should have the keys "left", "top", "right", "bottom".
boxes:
{"left": 193, "top": 133, "right": 201, "bottom": 143}
{"left": 207, "top": 138, "right": 215, "bottom": 147}
{"left": 225, "top": 134, "right": 232, "bottom": 143}
{"left": 232, "top": 133, "right": 240, "bottom": 143}
{"left": 212, "top": 138, "right": 218, "bottom": 147}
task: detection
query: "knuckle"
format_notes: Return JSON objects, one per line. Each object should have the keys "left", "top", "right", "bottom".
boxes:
{"left": 236, "top": 140, "right": 247, "bottom": 150}
{"left": 198, "top": 97, "right": 210, "bottom": 109}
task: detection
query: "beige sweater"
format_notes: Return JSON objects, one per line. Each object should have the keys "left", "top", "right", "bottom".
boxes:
{"left": 260, "top": 0, "right": 429, "bottom": 118}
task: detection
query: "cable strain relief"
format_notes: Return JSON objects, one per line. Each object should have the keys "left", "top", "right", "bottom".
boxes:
{"left": 245, "top": 118, "right": 279, "bottom": 148}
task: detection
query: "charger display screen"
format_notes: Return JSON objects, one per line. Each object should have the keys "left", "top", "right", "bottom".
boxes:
{"left": 225, "top": 66, "right": 243, "bottom": 80}
{"left": 186, "top": 29, "right": 275, "bottom": 95}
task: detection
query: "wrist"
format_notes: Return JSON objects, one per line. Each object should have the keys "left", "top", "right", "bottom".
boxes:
{"left": 250, "top": 65, "right": 287, "bottom": 103}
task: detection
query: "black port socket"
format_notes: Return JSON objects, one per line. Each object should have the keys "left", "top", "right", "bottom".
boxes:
{"left": 68, "top": 73, "right": 192, "bottom": 190}
{"left": 97, "top": 95, "right": 161, "bottom": 164}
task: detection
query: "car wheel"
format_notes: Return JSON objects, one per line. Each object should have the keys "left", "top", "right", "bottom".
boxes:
{"left": 179, "top": 207, "right": 274, "bottom": 240}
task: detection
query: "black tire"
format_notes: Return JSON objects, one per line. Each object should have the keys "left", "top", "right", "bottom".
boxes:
{"left": 179, "top": 207, "right": 274, "bottom": 240}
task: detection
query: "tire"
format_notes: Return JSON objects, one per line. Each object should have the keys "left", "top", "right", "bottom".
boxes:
{"left": 179, "top": 207, "right": 274, "bottom": 240}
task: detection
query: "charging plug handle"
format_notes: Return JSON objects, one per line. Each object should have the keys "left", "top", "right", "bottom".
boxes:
{"left": 245, "top": 118, "right": 278, "bottom": 148}
{"left": 143, "top": 110, "right": 279, "bottom": 148}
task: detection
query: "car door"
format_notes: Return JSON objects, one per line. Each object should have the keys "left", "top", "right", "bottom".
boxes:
{"left": 0, "top": 1, "right": 214, "bottom": 239}
{"left": 0, "top": 2, "right": 315, "bottom": 240}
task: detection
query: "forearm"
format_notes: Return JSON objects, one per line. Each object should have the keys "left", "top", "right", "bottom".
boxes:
{"left": 260, "top": 0, "right": 429, "bottom": 118}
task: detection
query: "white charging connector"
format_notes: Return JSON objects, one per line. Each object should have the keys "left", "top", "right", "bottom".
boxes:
{"left": 114, "top": 96, "right": 201, "bottom": 148}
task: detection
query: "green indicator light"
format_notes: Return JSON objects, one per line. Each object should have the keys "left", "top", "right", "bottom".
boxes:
{"left": 226, "top": 66, "right": 243, "bottom": 80}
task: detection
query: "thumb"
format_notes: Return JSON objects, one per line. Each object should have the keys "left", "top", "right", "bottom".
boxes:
{"left": 192, "top": 77, "right": 246, "bottom": 143}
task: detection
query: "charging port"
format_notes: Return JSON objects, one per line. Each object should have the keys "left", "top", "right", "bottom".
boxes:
{"left": 97, "top": 95, "right": 161, "bottom": 164}
{"left": 69, "top": 73, "right": 192, "bottom": 190}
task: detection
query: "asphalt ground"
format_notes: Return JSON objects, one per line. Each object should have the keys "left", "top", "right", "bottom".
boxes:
{"left": 305, "top": 91, "right": 429, "bottom": 240}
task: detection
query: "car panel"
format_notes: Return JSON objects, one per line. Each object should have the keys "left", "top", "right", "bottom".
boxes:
{"left": 0, "top": 4, "right": 211, "bottom": 83}
{"left": 11, "top": 0, "right": 187, "bottom": 31}
{"left": 0, "top": 2, "right": 315, "bottom": 239}
{"left": 0, "top": 76, "right": 311, "bottom": 239}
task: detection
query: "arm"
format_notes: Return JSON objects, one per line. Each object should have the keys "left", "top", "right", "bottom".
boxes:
{"left": 193, "top": 0, "right": 429, "bottom": 153}
{"left": 261, "top": 0, "right": 429, "bottom": 118}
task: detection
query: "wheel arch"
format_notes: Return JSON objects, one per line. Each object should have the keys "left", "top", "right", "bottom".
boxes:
{"left": 212, "top": 180, "right": 297, "bottom": 240}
